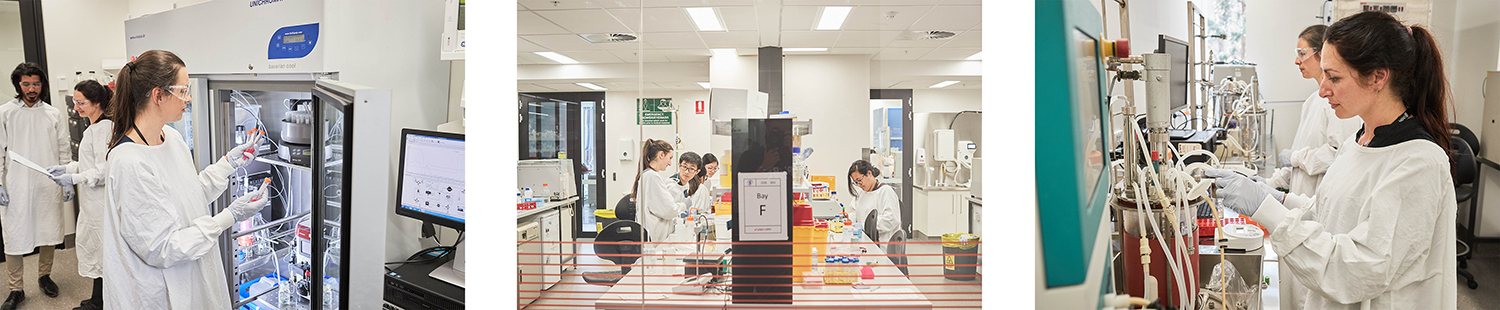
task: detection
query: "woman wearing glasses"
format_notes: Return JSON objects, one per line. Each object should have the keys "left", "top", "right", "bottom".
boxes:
{"left": 848, "top": 160, "right": 900, "bottom": 249}
{"left": 98, "top": 50, "right": 271, "bottom": 309}
{"left": 40, "top": 80, "right": 113, "bottom": 310}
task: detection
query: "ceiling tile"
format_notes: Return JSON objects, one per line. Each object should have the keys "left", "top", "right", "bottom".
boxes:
{"left": 841, "top": 6, "right": 931, "bottom": 31}
{"left": 778, "top": 6, "right": 818, "bottom": 30}
{"left": 834, "top": 31, "right": 902, "bottom": 48}
{"left": 908, "top": 5, "right": 979, "bottom": 31}
{"left": 941, "top": 30, "right": 980, "bottom": 48}
{"left": 698, "top": 31, "right": 760, "bottom": 48}
{"left": 518, "top": 56, "right": 539, "bottom": 65}
{"left": 520, "top": 11, "right": 572, "bottom": 35}
{"left": 609, "top": 8, "right": 699, "bottom": 32}
{"left": 778, "top": 31, "right": 843, "bottom": 48}
{"left": 887, "top": 36, "right": 956, "bottom": 48}
{"left": 518, "top": 38, "right": 550, "bottom": 52}
{"left": 564, "top": 51, "right": 628, "bottom": 63}
{"left": 782, "top": 0, "right": 941, "bottom": 5}
{"left": 918, "top": 47, "right": 980, "bottom": 60}
{"left": 940, "top": 0, "right": 983, "bottom": 4}
{"left": 519, "top": 83, "right": 557, "bottom": 92}
{"left": 523, "top": 34, "right": 601, "bottom": 51}
{"left": 828, "top": 48, "right": 883, "bottom": 55}
{"left": 872, "top": 47, "right": 934, "bottom": 60}
{"left": 518, "top": 0, "right": 602, "bottom": 10}
{"left": 718, "top": 6, "right": 760, "bottom": 31}
{"left": 590, "top": 41, "right": 649, "bottom": 50}
{"left": 519, "top": 52, "right": 557, "bottom": 64}
{"left": 642, "top": 0, "right": 757, "bottom": 7}
{"left": 637, "top": 32, "right": 707, "bottom": 49}
{"left": 607, "top": 49, "right": 673, "bottom": 62}
{"left": 539, "top": 83, "right": 598, "bottom": 91}
{"left": 658, "top": 49, "right": 713, "bottom": 62}
{"left": 596, "top": 0, "right": 644, "bottom": 9}
{"left": 534, "top": 10, "right": 634, "bottom": 34}
{"left": 603, "top": 82, "right": 636, "bottom": 91}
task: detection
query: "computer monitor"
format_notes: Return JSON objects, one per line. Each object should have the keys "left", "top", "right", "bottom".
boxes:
{"left": 1157, "top": 34, "right": 1189, "bottom": 112}
{"left": 395, "top": 129, "right": 466, "bottom": 230}
{"left": 394, "top": 128, "right": 466, "bottom": 287}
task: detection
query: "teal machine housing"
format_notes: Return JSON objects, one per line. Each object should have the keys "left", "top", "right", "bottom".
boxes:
{"left": 1036, "top": 0, "right": 1114, "bottom": 300}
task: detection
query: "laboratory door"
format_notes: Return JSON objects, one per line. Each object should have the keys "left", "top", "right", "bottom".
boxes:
{"left": 519, "top": 92, "right": 606, "bottom": 238}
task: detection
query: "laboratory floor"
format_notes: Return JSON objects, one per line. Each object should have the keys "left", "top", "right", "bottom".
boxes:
{"left": 0, "top": 247, "right": 96, "bottom": 310}
{"left": 1260, "top": 241, "right": 1500, "bottom": 310}
{"left": 524, "top": 236, "right": 984, "bottom": 309}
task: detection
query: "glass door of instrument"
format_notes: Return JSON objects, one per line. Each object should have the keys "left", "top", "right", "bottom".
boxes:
{"left": 519, "top": 92, "right": 604, "bottom": 238}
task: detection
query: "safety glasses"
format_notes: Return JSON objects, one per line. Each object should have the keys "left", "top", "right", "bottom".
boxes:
{"left": 1295, "top": 47, "right": 1316, "bottom": 61}
{"left": 163, "top": 84, "right": 192, "bottom": 102}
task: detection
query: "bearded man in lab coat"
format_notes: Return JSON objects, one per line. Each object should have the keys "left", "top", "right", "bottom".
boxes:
{"left": 0, "top": 62, "right": 71, "bottom": 310}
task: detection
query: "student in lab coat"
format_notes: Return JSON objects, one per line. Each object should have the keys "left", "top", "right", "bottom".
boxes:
{"left": 42, "top": 80, "right": 113, "bottom": 310}
{"left": 676, "top": 152, "right": 712, "bottom": 216}
{"left": 1210, "top": 12, "right": 1457, "bottom": 309}
{"left": 99, "top": 50, "right": 272, "bottom": 310}
{"left": 0, "top": 62, "right": 71, "bottom": 310}
{"left": 848, "top": 160, "right": 901, "bottom": 247}
{"left": 631, "top": 139, "right": 685, "bottom": 242}
{"left": 701, "top": 153, "right": 720, "bottom": 212}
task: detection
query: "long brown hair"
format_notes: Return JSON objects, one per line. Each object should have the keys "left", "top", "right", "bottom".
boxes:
{"left": 629, "top": 139, "right": 675, "bottom": 201}
{"left": 109, "top": 50, "right": 186, "bottom": 154}
{"left": 1325, "top": 12, "right": 1452, "bottom": 164}
{"left": 1298, "top": 24, "right": 1329, "bottom": 56}
{"left": 74, "top": 80, "right": 114, "bottom": 121}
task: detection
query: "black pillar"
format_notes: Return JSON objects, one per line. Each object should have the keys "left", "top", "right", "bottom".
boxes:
{"left": 731, "top": 118, "right": 793, "bottom": 304}
{"left": 758, "top": 46, "right": 782, "bottom": 115}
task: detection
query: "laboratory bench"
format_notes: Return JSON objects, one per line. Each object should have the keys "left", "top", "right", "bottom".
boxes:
{"left": 593, "top": 241, "right": 932, "bottom": 309}
{"left": 518, "top": 196, "right": 580, "bottom": 290}
{"left": 912, "top": 185, "right": 972, "bottom": 238}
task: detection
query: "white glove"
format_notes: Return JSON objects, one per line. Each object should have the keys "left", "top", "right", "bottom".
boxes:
{"left": 229, "top": 182, "right": 271, "bottom": 221}
{"left": 226, "top": 133, "right": 263, "bottom": 169}
{"left": 44, "top": 165, "right": 66, "bottom": 177}
{"left": 1206, "top": 169, "right": 1283, "bottom": 216}
{"left": 1278, "top": 149, "right": 1294, "bottom": 168}
{"left": 50, "top": 174, "right": 78, "bottom": 187}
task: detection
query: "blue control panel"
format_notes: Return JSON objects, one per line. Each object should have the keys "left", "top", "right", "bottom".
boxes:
{"left": 268, "top": 23, "right": 319, "bottom": 60}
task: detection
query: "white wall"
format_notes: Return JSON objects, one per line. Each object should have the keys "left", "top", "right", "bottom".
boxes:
{"left": 601, "top": 90, "right": 710, "bottom": 203}
{"left": 314, "top": 0, "right": 453, "bottom": 262}
{"left": 911, "top": 89, "right": 983, "bottom": 185}
{"left": 0, "top": 2, "right": 23, "bottom": 102}
{"left": 784, "top": 55, "right": 871, "bottom": 203}
{"left": 127, "top": 0, "right": 208, "bottom": 19}
{"left": 41, "top": 0, "right": 129, "bottom": 100}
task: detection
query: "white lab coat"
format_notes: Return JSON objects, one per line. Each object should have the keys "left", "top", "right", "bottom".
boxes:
{"left": 61, "top": 119, "right": 111, "bottom": 279}
{"left": 1267, "top": 92, "right": 1362, "bottom": 310}
{"left": 687, "top": 182, "right": 714, "bottom": 214}
{"left": 1251, "top": 137, "right": 1456, "bottom": 310}
{"left": 102, "top": 126, "right": 239, "bottom": 310}
{"left": 638, "top": 169, "right": 685, "bottom": 242}
{"left": 1268, "top": 92, "right": 1363, "bottom": 195}
{"left": 851, "top": 184, "right": 901, "bottom": 244}
{"left": 0, "top": 99, "right": 71, "bottom": 255}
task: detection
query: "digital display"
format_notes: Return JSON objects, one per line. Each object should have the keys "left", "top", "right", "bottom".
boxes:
{"left": 399, "top": 134, "right": 466, "bottom": 223}
{"left": 1074, "top": 28, "right": 1105, "bottom": 207}
{"left": 283, "top": 34, "right": 305, "bottom": 44}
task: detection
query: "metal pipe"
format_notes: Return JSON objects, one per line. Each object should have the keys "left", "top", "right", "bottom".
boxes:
{"left": 232, "top": 211, "right": 312, "bottom": 239}
{"left": 1143, "top": 53, "right": 1173, "bottom": 157}
{"left": 232, "top": 284, "right": 277, "bottom": 309}
{"left": 1123, "top": 104, "right": 1139, "bottom": 194}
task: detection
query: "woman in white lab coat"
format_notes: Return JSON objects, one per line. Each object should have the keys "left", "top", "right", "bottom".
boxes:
{"left": 848, "top": 160, "right": 901, "bottom": 247}
{"left": 98, "top": 50, "right": 272, "bottom": 310}
{"left": 42, "top": 80, "right": 113, "bottom": 310}
{"left": 1211, "top": 12, "right": 1456, "bottom": 309}
{"left": 701, "top": 153, "right": 720, "bottom": 213}
{"left": 631, "top": 139, "right": 685, "bottom": 242}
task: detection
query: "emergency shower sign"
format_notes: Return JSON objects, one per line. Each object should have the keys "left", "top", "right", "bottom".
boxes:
{"left": 738, "top": 172, "right": 789, "bottom": 241}
{"left": 637, "top": 98, "right": 673, "bottom": 125}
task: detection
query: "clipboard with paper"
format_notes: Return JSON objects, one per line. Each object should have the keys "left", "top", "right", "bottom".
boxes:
{"left": 6, "top": 150, "right": 54, "bottom": 176}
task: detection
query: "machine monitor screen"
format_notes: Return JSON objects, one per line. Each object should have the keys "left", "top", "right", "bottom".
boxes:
{"left": 283, "top": 34, "right": 306, "bottom": 44}
{"left": 1158, "top": 35, "right": 1189, "bottom": 112}
{"left": 1074, "top": 28, "right": 1106, "bottom": 209}
{"left": 395, "top": 129, "right": 466, "bottom": 230}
